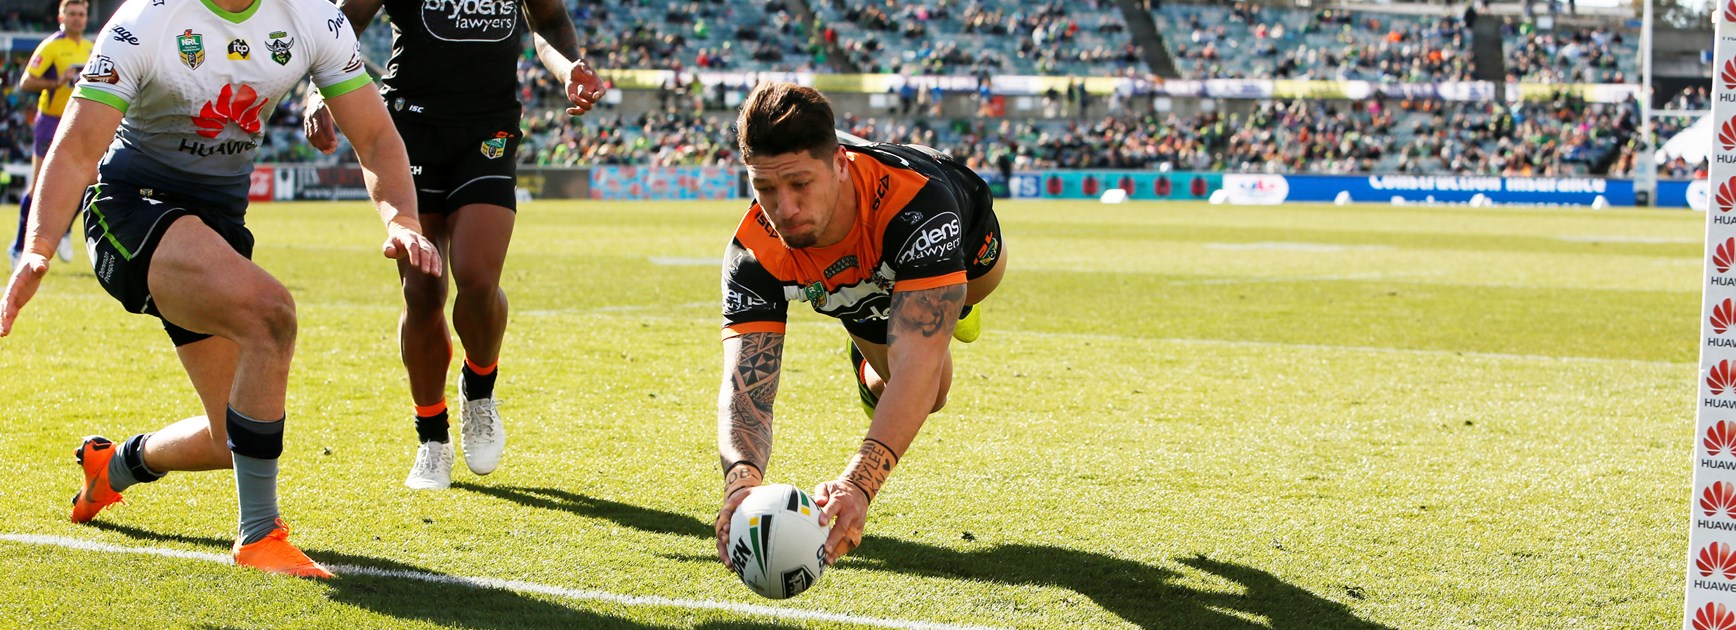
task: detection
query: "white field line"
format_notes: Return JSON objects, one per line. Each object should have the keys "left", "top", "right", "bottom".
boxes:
{"left": 998, "top": 328, "right": 1692, "bottom": 368}
{"left": 1201, "top": 242, "right": 1393, "bottom": 252}
{"left": 0, "top": 534, "right": 1006, "bottom": 630}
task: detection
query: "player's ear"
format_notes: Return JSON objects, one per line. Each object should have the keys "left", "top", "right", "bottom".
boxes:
{"left": 833, "top": 146, "right": 848, "bottom": 179}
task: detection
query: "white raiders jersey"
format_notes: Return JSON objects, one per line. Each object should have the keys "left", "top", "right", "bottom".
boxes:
{"left": 73, "top": 0, "right": 371, "bottom": 210}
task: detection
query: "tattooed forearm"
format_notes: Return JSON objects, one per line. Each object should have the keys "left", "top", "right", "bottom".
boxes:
{"left": 718, "top": 332, "right": 783, "bottom": 473}
{"left": 841, "top": 438, "right": 901, "bottom": 503}
{"left": 889, "top": 284, "right": 968, "bottom": 343}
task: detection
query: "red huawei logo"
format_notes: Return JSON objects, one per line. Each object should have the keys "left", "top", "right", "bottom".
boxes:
{"left": 1710, "top": 421, "right": 1736, "bottom": 457}
{"left": 1706, "top": 481, "right": 1736, "bottom": 518}
{"left": 1722, "top": 117, "right": 1736, "bottom": 152}
{"left": 1725, "top": 57, "right": 1736, "bottom": 92}
{"left": 1698, "top": 602, "right": 1736, "bottom": 630}
{"left": 1701, "top": 602, "right": 1736, "bottom": 630}
{"left": 1720, "top": 178, "right": 1736, "bottom": 213}
{"left": 1700, "top": 541, "right": 1736, "bottom": 579}
{"left": 191, "top": 84, "right": 267, "bottom": 139}
{"left": 1727, "top": 0, "right": 1736, "bottom": 23}
{"left": 1712, "top": 360, "right": 1736, "bottom": 395}
{"left": 1717, "top": 300, "right": 1736, "bottom": 335}
{"left": 1719, "top": 238, "right": 1736, "bottom": 274}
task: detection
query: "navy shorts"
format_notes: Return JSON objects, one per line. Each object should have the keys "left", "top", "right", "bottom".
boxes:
{"left": 83, "top": 184, "right": 255, "bottom": 346}
{"left": 392, "top": 112, "right": 521, "bottom": 215}
{"left": 33, "top": 113, "right": 59, "bottom": 157}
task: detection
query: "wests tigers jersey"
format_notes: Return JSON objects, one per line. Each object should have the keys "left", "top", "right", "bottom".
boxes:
{"left": 73, "top": 0, "right": 371, "bottom": 214}
{"left": 721, "top": 142, "right": 988, "bottom": 340}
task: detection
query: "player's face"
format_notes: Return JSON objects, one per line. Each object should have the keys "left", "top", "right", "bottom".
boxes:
{"left": 746, "top": 148, "right": 847, "bottom": 249}
{"left": 60, "top": 4, "right": 87, "bottom": 34}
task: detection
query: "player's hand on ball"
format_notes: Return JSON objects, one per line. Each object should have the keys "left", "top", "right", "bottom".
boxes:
{"left": 382, "top": 224, "right": 441, "bottom": 277}
{"left": 0, "top": 252, "right": 49, "bottom": 337}
{"left": 564, "top": 58, "right": 606, "bottom": 116}
{"left": 716, "top": 464, "right": 763, "bottom": 572}
{"left": 302, "top": 102, "right": 339, "bottom": 154}
{"left": 813, "top": 478, "right": 869, "bottom": 565}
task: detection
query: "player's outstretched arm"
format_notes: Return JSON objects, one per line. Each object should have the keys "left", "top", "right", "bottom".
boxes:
{"left": 0, "top": 97, "right": 118, "bottom": 336}
{"left": 524, "top": 0, "right": 605, "bottom": 116}
{"left": 303, "top": 0, "right": 383, "bottom": 153}
{"left": 715, "top": 331, "right": 784, "bottom": 570}
{"left": 814, "top": 283, "right": 966, "bottom": 563}
{"left": 322, "top": 82, "right": 439, "bottom": 277}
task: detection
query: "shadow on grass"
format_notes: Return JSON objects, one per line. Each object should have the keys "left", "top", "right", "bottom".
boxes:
{"left": 454, "top": 483, "right": 1395, "bottom": 630}
{"left": 86, "top": 522, "right": 785, "bottom": 629}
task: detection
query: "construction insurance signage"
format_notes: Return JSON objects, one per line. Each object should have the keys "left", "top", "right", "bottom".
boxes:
{"left": 1688, "top": 8, "right": 1736, "bottom": 629}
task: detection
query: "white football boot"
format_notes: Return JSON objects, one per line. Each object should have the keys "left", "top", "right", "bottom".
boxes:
{"left": 459, "top": 384, "right": 505, "bottom": 475}
{"left": 56, "top": 234, "right": 73, "bottom": 262}
{"left": 404, "top": 440, "right": 454, "bottom": 490}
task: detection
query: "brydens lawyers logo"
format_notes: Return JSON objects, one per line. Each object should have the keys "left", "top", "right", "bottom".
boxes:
{"left": 1718, "top": 238, "right": 1736, "bottom": 273}
{"left": 1710, "top": 421, "right": 1736, "bottom": 457}
{"left": 1716, "top": 300, "right": 1736, "bottom": 334}
{"left": 1706, "top": 481, "right": 1736, "bottom": 518}
{"left": 1711, "top": 360, "right": 1736, "bottom": 394}
{"left": 1700, "top": 541, "right": 1736, "bottom": 579}
{"left": 1699, "top": 602, "right": 1736, "bottom": 630}
{"left": 191, "top": 84, "right": 267, "bottom": 139}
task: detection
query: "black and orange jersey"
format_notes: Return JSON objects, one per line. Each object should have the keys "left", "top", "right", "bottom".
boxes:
{"left": 722, "top": 141, "right": 993, "bottom": 339}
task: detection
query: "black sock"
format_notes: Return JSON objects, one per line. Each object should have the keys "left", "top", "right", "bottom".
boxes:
{"left": 959, "top": 304, "right": 973, "bottom": 319}
{"left": 107, "top": 433, "right": 165, "bottom": 493}
{"left": 461, "top": 363, "right": 497, "bottom": 401}
{"left": 415, "top": 410, "right": 450, "bottom": 444}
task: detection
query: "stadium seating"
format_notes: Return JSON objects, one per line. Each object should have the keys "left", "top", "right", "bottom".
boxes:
{"left": 1152, "top": 3, "right": 1473, "bottom": 81}
{"left": 1500, "top": 19, "right": 1637, "bottom": 84}
{"left": 809, "top": 0, "right": 1143, "bottom": 76}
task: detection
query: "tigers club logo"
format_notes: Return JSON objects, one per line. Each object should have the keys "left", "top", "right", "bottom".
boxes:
{"left": 1722, "top": 117, "right": 1736, "bottom": 152}
{"left": 1720, "top": 178, "right": 1736, "bottom": 213}
{"left": 1718, "top": 238, "right": 1736, "bottom": 273}
{"left": 1699, "top": 602, "right": 1736, "bottom": 630}
{"left": 1705, "top": 481, "right": 1736, "bottom": 518}
{"left": 1700, "top": 541, "right": 1736, "bottom": 579}
{"left": 1716, "top": 300, "right": 1736, "bottom": 335}
{"left": 1711, "top": 360, "right": 1736, "bottom": 395}
{"left": 1710, "top": 421, "right": 1736, "bottom": 457}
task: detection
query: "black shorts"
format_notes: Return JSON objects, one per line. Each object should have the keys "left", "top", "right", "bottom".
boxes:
{"left": 843, "top": 199, "right": 1003, "bottom": 346}
{"left": 83, "top": 184, "right": 255, "bottom": 347}
{"left": 393, "top": 113, "right": 521, "bottom": 214}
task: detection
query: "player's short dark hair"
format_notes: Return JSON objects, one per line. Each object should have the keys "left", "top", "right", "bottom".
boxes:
{"left": 736, "top": 82, "right": 837, "bottom": 161}
{"left": 60, "top": 0, "right": 86, "bottom": 10}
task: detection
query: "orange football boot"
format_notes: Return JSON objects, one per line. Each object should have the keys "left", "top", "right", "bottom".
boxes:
{"left": 233, "top": 519, "right": 334, "bottom": 579}
{"left": 70, "top": 436, "right": 124, "bottom": 523}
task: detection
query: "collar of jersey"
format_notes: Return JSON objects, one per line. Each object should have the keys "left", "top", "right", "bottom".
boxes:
{"left": 199, "top": 0, "right": 262, "bottom": 24}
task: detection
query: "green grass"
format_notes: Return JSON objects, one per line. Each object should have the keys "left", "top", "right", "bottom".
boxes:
{"left": 0, "top": 199, "right": 1703, "bottom": 628}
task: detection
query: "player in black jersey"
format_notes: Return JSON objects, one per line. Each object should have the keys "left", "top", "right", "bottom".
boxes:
{"left": 303, "top": 0, "right": 605, "bottom": 490}
{"left": 714, "top": 83, "right": 1008, "bottom": 568}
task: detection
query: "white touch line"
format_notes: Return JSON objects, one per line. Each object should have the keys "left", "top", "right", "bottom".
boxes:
{"left": 0, "top": 534, "right": 1005, "bottom": 630}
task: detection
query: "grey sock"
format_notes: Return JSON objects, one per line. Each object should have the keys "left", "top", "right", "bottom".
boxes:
{"left": 105, "top": 433, "right": 164, "bottom": 493}
{"left": 233, "top": 453, "right": 282, "bottom": 545}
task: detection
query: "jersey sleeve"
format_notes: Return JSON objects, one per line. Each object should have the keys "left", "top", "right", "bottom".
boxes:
{"left": 882, "top": 183, "right": 969, "bottom": 292}
{"left": 305, "top": 3, "right": 370, "bottom": 98}
{"left": 71, "top": 8, "right": 153, "bottom": 113}
{"left": 24, "top": 40, "right": 53, "bottom": 79}
{"left": 722, "top": 237, "right": 790, "bottom": 340}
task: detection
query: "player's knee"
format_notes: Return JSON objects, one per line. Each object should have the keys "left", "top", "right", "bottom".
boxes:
{"left": 930, "top": 380, "right": 951, "bottom": 413}
{"left": 239, "top": 283, "right": 297, "bottom": 349}
{"left": 401, "top": 280, "right": 446, "bottom": 312}
{"left": 451, "top": 267, "right": 501, "bottom": 301}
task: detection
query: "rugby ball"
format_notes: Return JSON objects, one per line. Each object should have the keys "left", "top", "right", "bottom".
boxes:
{"left": 728, "top": 484, "right": 830, "bottom": 599}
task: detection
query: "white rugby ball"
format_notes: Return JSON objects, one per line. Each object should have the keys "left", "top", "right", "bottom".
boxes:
{"left": 728, "top": 484, "right": 830, "bottom": 599}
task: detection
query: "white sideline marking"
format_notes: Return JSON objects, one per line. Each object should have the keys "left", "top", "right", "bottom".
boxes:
{"left": 0, "top": 534, "right": 1004, "bottom": 630}
{"left": 1557, "top": 235, "right": 1699, "bottom": 244}
{"left": 649, "top": 257, "right": 723, "bottom": 266}
{"left": 1202, "top": 242, "right": 1391, "bottom": 252}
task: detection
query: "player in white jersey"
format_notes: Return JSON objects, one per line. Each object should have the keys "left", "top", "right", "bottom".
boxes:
{"left": 0, "top": 0, "right": 440, "bottom": 578}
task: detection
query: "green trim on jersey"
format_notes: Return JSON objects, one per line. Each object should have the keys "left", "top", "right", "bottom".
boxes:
{"left": 318, "top": 74, "right": 372, "bottom": 99}
{"left": 198, "top": 0, "right": 262, "bottom": 24}
{"left": 84, "top": 185, "right": 135, "bottom": 260}
{"left": 72, "top": 87, "right": 129, "bottom": 114}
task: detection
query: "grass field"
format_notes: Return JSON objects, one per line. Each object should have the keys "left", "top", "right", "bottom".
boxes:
{"left": 0, "top": 198, "right": 1705, "bottom": 628}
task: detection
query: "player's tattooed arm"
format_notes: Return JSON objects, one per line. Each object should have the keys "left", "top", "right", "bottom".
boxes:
{"left": 885, "top": 284, "right": 966, "bottom": 347}
{"left": 718, "top": 332, "right": 783, "bottom": 476}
